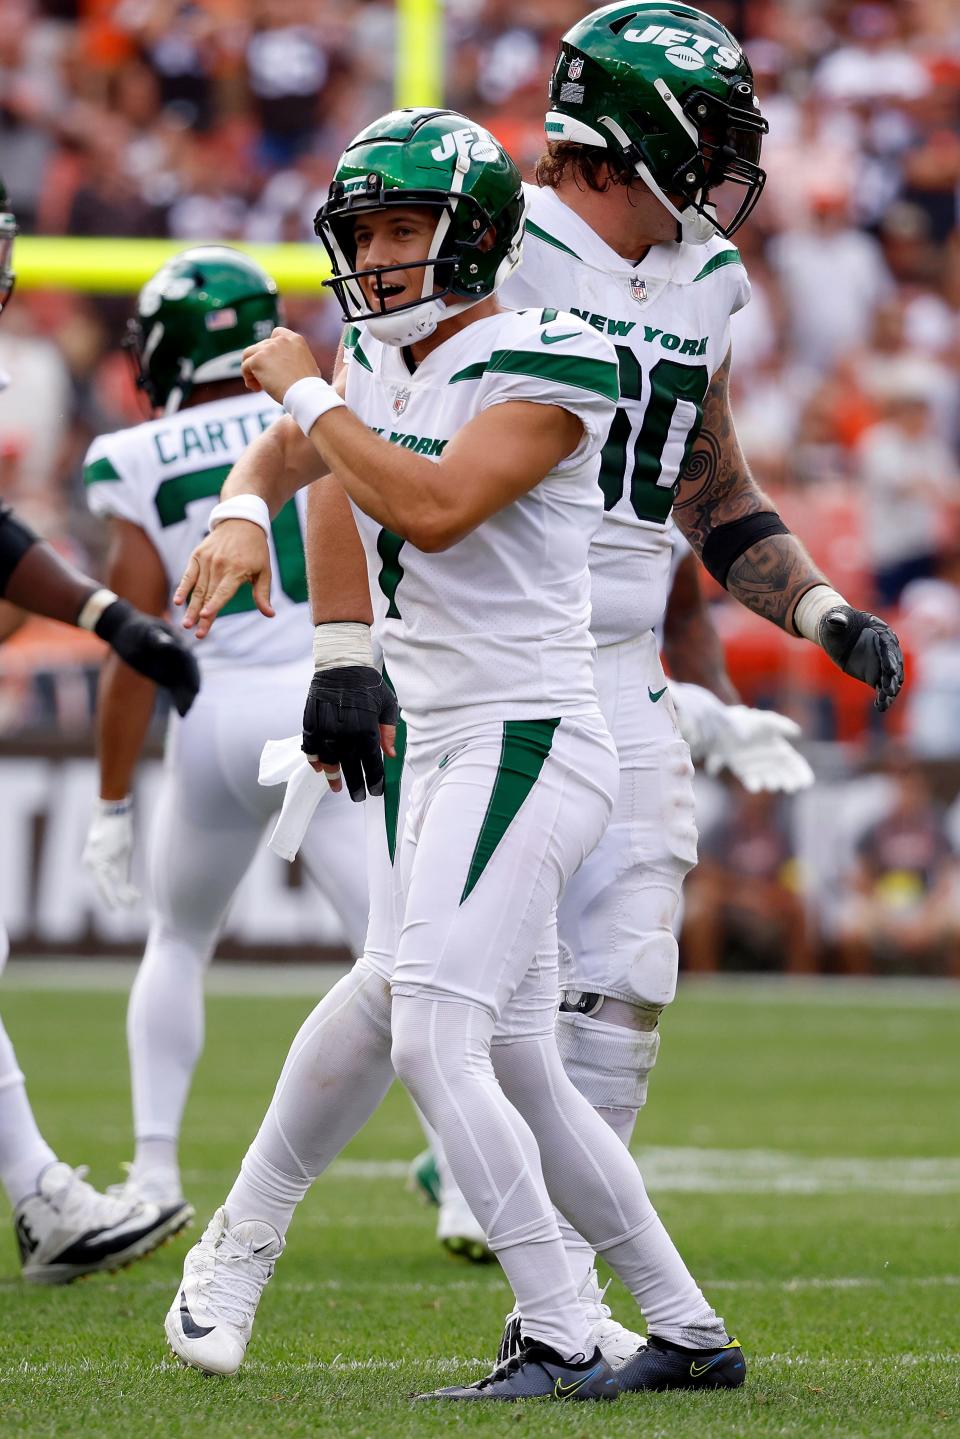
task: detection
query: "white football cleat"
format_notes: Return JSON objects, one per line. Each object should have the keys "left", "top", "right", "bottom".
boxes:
{"left": 14, "top": 1161, "right": 189, "bottom": 1284}
{"left": 437, "top": 1190, "right": 493, "bottom": 1264}
{"left": 165, "top": 1207, "right": 283, "bottom": 1376}
{"left": 109, "top": 1163, "right": 194, "bottom": 1233}
{"left": 497, "top": 1267, "right": 646, "bottom": 1368}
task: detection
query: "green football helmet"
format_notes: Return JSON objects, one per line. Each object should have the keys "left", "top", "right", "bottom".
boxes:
{"left": 0, "top": 179, "right": 17, "bottom": 317}
{"left": 315, "top": 108, "right": 526, "bottom": 348}
{"left": 545, "top": 2, "right": 767, "bottom": 243}
{"left": 125, "top": 246, "right": 280, "bottom": 413}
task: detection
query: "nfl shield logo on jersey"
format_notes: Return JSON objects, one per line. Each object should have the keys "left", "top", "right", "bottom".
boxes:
{"left": 630, "top": 276, "right": 647, "bottom": 303}
{"left": 568, "top": 55, "right": 584, "bottom": 79}
{"left": 393, "top": 386, "right": 411, "bottom": 416}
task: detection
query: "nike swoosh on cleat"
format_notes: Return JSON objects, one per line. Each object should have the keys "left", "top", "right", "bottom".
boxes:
{"left": 179, "top": 1291, "right": 215, "bottom": 1339}
{"left": 689, "top": 1352, "right": 729, "bottom": 1378}
{"left": 648, "top": 686, "right": 667, "bottom": 703}
{"left": 554, "top": 1364, "right": 603, "bottom": 1398}
{"left": 541, "top": 331, "right": 581, "bottom": 345}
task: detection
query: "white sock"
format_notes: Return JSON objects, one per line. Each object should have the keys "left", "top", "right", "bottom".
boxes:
{"left": 127, "top": 924, "right": 214, "bottom": 1166}
{"left": 492, "top": 1034, "right": 728, "bottom": 1347}
{"left": 391, "top": 994, "right": 591, "bottom": 1361}
{"left": 555, "top": 1105, "right": 637, "bottom": 1292}
{"left": 131, "top": 1136, "right": 179, "bottom": 1180}
{"left": 224, "top": 960, "right": 395, "bottom": 1239}
{"left": 0, "top": 1022, "right": 57, "bottom": 1208}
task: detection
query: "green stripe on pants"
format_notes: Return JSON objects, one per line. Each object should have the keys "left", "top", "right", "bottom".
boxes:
{"left": 460, "top": 718, "right": 561, "bottom": 904}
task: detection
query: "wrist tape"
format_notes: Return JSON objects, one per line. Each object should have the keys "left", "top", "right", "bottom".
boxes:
{"left": 77, "top": 587, "right": 119, "bottom": 632}
{"left": 793, "top": 584, "right": 847, "bottom": 643}
{"left": 312, "top": 621, "right": 375, "bottom": 672}
{"left": 208, "top": 494, "right": 271, "bottom": 539}
{"left": 283, "top": 376, "right": 345, "bottom": 437}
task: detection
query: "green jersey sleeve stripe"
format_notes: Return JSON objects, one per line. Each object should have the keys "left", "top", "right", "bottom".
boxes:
{"left": 524, "top": 219, "right": 580, "bottom": 260}
{"left": 343, "top": 325, "right": 360, "bottom": 348}
{"left": 351, "top": 337, "right": 373, "bottom": 372}
{"left": 448, "top": 359, "right": 489, "bottom": 384}
{"left": 83, "top": 455, "right": 122, "bottom": 485}
{"left": 489, "top": 348, "right": 619, "bottom": 401}
{"left": 541, "top": 308, "right": 559, "bottom": 324}
{"left": 692, "top": 249, "right": 743, "bottom": 282}
{"left": 450, "top": 348, "right": 619, "bottom": 400}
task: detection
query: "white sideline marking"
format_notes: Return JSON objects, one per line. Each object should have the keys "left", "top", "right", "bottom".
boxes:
{"left": 328, "top": 1151, "right": 960, "bottom": 1194}
{"left": 8, "top": 1352, "right": 960, "bottom": 1377}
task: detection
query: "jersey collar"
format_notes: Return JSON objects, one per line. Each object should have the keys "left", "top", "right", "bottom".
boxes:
{"left": 532, "top": 186, "right": 683, "bottom": 283}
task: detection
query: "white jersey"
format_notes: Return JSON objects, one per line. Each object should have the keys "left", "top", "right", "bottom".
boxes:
{"left": 83, "top": 392, "right": 312, "bottom": 669}
{"left": 502, "top": 185, "right": 751, "bottom": 646}
{"left": 342, "top": 307, "right": 618, "bottom": 742}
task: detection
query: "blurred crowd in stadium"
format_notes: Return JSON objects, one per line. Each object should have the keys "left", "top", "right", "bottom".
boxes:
{"left": 2, "top": 0, "right": 960, "bottom": 971}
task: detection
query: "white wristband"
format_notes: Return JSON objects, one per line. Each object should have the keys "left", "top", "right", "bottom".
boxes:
{"left": 283, "top": 376, "right": 345, "bottom": 438}
{"left": 208, "top": 494, "right": 271, "bottom": 540}
{"left": 77, "top": 587, "right": 118, "bottom": 632}
{"left": 793, "top": 584, "right": 847, "bottom": 644}
{"left": 313, "top": 621, "right": 375, "bottom": 672}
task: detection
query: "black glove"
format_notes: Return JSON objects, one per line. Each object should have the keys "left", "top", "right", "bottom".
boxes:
{"left": 95, "top": 599, "right": 200, "bottom": 717}
{"left": 302, "top": 665, "right": 399, "bottom": 802}
{"left": 819, "top": 606, "right": 904, "bottom": 713}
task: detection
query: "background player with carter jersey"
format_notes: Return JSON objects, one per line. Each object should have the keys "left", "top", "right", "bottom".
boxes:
{"left": 0, "top": 183, "right": 197, "bottom": 1283}
{"left": 81, "top": 247, "right": 368, "bottom": 1221}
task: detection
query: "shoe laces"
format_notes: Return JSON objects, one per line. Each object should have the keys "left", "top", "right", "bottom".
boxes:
{"left": 46, "top": 1166, "right": 134, "bottom": 1227}
{"left": 475, "top": 1350, "right": 527, "bottom": 1390}
{"left": 578, "top": 1270, "right": 614, "bottom": 1325}
{"left": 195, "top": 1227, "right": 276, "bottom": 1331}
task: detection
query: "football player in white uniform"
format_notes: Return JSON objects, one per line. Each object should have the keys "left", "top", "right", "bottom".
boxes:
{"left": 414, "top": 1, "right": 903, "bottom": 1366}
{"left": 165, "top": 109, "right": 746, "bottom": 1401}
{"left": 82, "top": 248, "right": 369, "bottom": 1222}
{"left": 0, "top": 180, "right": 200, "bottom": 1281}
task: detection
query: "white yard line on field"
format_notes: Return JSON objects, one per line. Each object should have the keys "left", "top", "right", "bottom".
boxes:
{"left": 326, "top": 1151, "right": 960, "bottom": 1194}
{"left": 4, "top": 960, "right": 960, "bottom": 1008}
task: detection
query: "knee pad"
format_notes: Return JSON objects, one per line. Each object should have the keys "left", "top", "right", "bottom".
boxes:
{"left": 556, "top": 1010, "right": 661, "bottom": 1112}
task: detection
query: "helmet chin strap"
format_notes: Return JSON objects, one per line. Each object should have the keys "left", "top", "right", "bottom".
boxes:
{"left": 363, "top": 292, "right": 484, "bottom": 349}
{"left": 599, "top": 105, "right": 719, "bottom": 248}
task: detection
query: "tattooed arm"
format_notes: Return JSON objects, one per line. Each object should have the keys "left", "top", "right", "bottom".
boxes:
{"left": 672, "top": 348, "right": 824, "bottom": 632}
{"left": 672, "top": 348, "right": 904, "bottom": 712}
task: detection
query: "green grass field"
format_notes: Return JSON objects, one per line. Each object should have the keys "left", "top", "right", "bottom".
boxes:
{"left": 0, "top": 971, "right": 957, "bottom": 1438}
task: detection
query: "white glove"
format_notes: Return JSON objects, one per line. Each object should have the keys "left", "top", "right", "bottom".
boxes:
{"left": 82, "top": 797, "right": 140, "bottom": 908}
{"left": 670, "top": 683, "right": 814, "bottom": 794}
{"left": 258, "top": 736, "right": 330, "bottom": 862}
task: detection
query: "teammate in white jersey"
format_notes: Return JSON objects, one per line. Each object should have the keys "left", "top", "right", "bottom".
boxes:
{"left": 82, "top": 248, "right": 368, "bottom": 1220}
{"left": 165, "top": 109, "right": 745, "bottom": 1401}
{"left": 0, "top": 180, "right": 199, "bottom": 1282}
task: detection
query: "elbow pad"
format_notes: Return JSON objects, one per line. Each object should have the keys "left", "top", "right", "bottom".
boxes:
{"left": 701, "top": 511, "right": 790, "bottom": 589}
{"left": 0, "top": 502, "right": 39, "bottom": 596}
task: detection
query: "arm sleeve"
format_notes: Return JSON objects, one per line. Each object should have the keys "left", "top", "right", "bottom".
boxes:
{"left": 477, "top": 316, "right": 619, "bottom": 468}
{"left": 0, "top": 502, "right": 40, "bottom": 596}
{"left": 82, "top": 433, "right": 144, "bottom": 525}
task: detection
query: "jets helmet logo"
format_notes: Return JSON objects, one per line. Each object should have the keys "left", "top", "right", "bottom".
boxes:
{"left": 430, "top": 127, "right": 499, "bottom": 167}
{"left": 622, "top": 23, "right": 742, "bottom": 72}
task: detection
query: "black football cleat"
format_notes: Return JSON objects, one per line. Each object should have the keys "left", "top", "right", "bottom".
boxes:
{"left": 616, "top": 1334, "right": 746, "bottom": 1391}
{"left": 418, "top": 1340, "right": 619, "bottom": 1402}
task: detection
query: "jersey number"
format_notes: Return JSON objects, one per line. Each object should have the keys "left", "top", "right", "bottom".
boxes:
{"left": 599, "top": 353, "right": 709, "bottom": 524}
{"left": 154, "top": 465, "right": 307, "bottom": 613}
